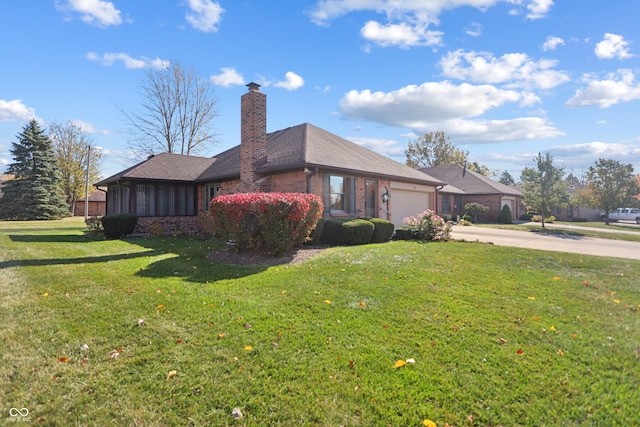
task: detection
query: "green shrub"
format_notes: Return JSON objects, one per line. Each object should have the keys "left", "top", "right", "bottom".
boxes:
{"left": 101, "top": 214, "right": 138, "bottom": 239}
{"left": 462, "top": 214, "right": 473, "bottom": 223}
{"left": 497, "top": 204, "right": 513, "bottom": 224}
{"left": 342, "top": 219, "right": 374, "bottom": 245}
{"left": 545, "top": 215, "right": 556, "bottom": 223}
{"left": 320, "top": 218, "right": 377, "bottom": 246}
{"left": 85, "top": 216, "right": 103, "bottom": 235}
{"left": 319, "top": 218, "right": 347, "bottom": 245}
{"left": 368, "top": 218, "right": 395, "bottom": 243}
{"left": 393, "top": 226, "right": 418, "bottom": 241}
{"left": 520, "top": 211, "right": 538, "bottom": 221}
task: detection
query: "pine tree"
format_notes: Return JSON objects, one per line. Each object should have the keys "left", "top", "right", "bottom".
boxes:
{"left": 0, "top": 120, "right": 70, "bottom": 220}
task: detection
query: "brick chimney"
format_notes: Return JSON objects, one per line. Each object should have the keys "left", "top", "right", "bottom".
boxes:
{"left": 240, "top": 82, "right": 267, "bottom": 192}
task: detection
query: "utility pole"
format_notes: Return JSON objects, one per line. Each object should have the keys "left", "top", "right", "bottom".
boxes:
{"left": 84, "top": 145, "right": 91, "bottom": 220}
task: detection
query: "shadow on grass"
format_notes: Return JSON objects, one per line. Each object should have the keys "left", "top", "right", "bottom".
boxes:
{"left": 9, "top": 234, "right": 96, "bottom": 243}
{"left": 130, "top": 237, "right": 270, "bottom": 283}
{"left": 4, "top": 233, "right": 268, "bottom": 283}
{"left": 0, "top": 250, "right": 162, "bottom": 269}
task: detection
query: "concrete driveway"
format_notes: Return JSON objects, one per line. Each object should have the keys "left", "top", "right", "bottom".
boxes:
{"left": 450, "top": 224, "right": 640, "bottom": 261}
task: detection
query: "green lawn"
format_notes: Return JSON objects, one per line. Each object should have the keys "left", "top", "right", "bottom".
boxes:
{"left": 1, "top": 218, "right": 639, "bottom": 426}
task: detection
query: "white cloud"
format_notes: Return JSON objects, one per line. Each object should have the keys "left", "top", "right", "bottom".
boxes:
{"left": 0, "top": 99, "right": 39, "bottom": 123}
{"left": 542, "top": 35, "right": 564, "bottom": 51}
{"left": 550, "top": 141, "right": 640, "bottom": 168}
{"left": 70, "top": 119, "right": 110, "bottom": 135}
{"left": 595, "top": 33, "right": 633, "bottom": 59}
{"left": 86, "top": 52, "right": 169, "bottom": 69}
{"left": 210, "top": 67, "right": 244, "bottom": 86}
{"left": 338, "top": 81, "right": 562, "bottom": 142}
{"left": 309, "top": 1, "right": 552, "bottom": 26}
{"left": 566, "top": 69, "right": 640, "bottom": 108}
{"left": 56, "top": 0, "right": 123, "bottom": 28}
{"left": 273, "top": 72, "right": 305, "bottom": 91}
{"left": 526, "top": 0, "right": 553, "bottom": 19}
{"left": 360, "top": 20, "right": 443, "bottom": 48}
{"left": 185, "top": 0, "right": 224, "bottom": 33}
{"left": 465, "top": 22, "right": 482, "bottom": 37}
{"left": 340, "top": 81, "right": 522, "bottom": 125}
{"left": 439, "top": 49, "right": 570, "bottom": 90}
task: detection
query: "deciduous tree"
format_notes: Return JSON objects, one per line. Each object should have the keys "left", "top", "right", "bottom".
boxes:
{"left": 577, "top": 159, "right": 638, "bottom": 225}
{"left": 520, "top": 152, "right": 568, "bottom": 228}
{"left": 0, "top": 120, "right": 69, "bottom": 220}
{"left": 49, "top": 121, "right": 102, "bottom": 213}
{"left": 405, "top": 131, "right": 468, "bottom": 169}
{"left": 121, "top": 62, "right": 218, "bottom": 157}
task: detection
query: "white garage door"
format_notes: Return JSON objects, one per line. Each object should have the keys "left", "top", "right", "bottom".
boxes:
{"left": 390, "top": 182, "right": 434, "bottom": 228}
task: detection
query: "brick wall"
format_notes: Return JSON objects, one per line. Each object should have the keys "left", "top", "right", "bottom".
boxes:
{"left": 240, "top": 83, "right": 267, "bottom": 193}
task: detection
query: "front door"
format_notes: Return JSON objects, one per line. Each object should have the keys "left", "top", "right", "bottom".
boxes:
{"left": 365, "top": 180, "right": 377, "bottom": 217}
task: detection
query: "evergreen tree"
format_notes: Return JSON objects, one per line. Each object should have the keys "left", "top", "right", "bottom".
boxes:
{"left": 0, "top": 120, "right": 70, "bottom": 220}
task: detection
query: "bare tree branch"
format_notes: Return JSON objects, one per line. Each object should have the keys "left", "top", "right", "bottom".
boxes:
{"left": 120, "top": 62, "right": 218, "bottom": 158}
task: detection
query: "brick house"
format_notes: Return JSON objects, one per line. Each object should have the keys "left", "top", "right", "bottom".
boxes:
{"left": 421, "top": 165, "right": 523, "bottom": 222}
{"left": 74, "top": 190, "right": 106, "bottom": 216}
{"left": 96, "top": 83, "right": 444, "bottom": 233}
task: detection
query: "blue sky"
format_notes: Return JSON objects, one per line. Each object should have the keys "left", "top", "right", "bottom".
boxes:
{"left": 1, "top": 0, "right": 639, "bottom": 180}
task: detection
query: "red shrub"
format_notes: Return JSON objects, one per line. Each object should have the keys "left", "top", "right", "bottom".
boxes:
{"left": 209, "top": 193, "right": 323, "bottom": 255}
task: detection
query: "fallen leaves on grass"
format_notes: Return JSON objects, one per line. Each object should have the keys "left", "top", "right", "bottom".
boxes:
{"left": 155, "top": 304, "right": 165, "bottom": 309}
{"left": 394, "top": 358, "right": 416, "bottom": 369}
{"left": 108, "top": 349, "right": 122, "bottom": 359}
{"left": 167, "top": 370, "right": 177, "bottom": 380}
{"left": 57, "top": 357, "right": 69, "bottom": 363}
{"left": 244, "top": 345, "right": 253, "bottom": 352}
{"left": 423, "top": 420, "right": 437, "bottom": 427}
{"left": 516, "top": 349, "right": 524, "bottom": 355}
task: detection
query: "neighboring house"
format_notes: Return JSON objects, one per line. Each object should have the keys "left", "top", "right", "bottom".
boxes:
{"left": 551, "top": 186, "right": 602, "bottom": 221}
{"left": 96, "top": 83, "right": 444, "bottom": 233}
{"left": 420, "top": 165, "right": 523, "bottom": 222}
{"left": 74, "top": 190, "right": 106, "bottom": 217}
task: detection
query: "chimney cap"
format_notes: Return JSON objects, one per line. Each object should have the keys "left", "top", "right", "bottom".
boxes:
{"left": 246, "top": 82, "right": 261, "bottom": 91}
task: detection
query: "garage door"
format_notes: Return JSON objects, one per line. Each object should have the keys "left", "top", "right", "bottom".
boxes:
{"left": 390, "top": 182, "right": 435, "bottom": 228}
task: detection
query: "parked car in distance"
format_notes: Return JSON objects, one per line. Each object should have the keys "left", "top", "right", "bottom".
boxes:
{"left": 602, "top": 208, "right": 640, "bottom": 224}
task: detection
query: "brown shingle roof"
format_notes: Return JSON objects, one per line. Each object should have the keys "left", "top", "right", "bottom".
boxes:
{"left": 199, "top": 123, "right": 443, "bottom": 185}
{"left": 97, "top": 124, "right": 445, "bottom": 187}
{"left": 96, "top": 153, "right": 216, "bottom": 186}
{"left": 421, "top": 165, "right": 521, "bottom": 196}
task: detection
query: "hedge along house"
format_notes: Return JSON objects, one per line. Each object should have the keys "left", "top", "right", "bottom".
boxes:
{"left": 420, "top": 165, "right": 523, "bottom": 222}
{"left": 96, "top": 83, "right": 444, "bottom": 234}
